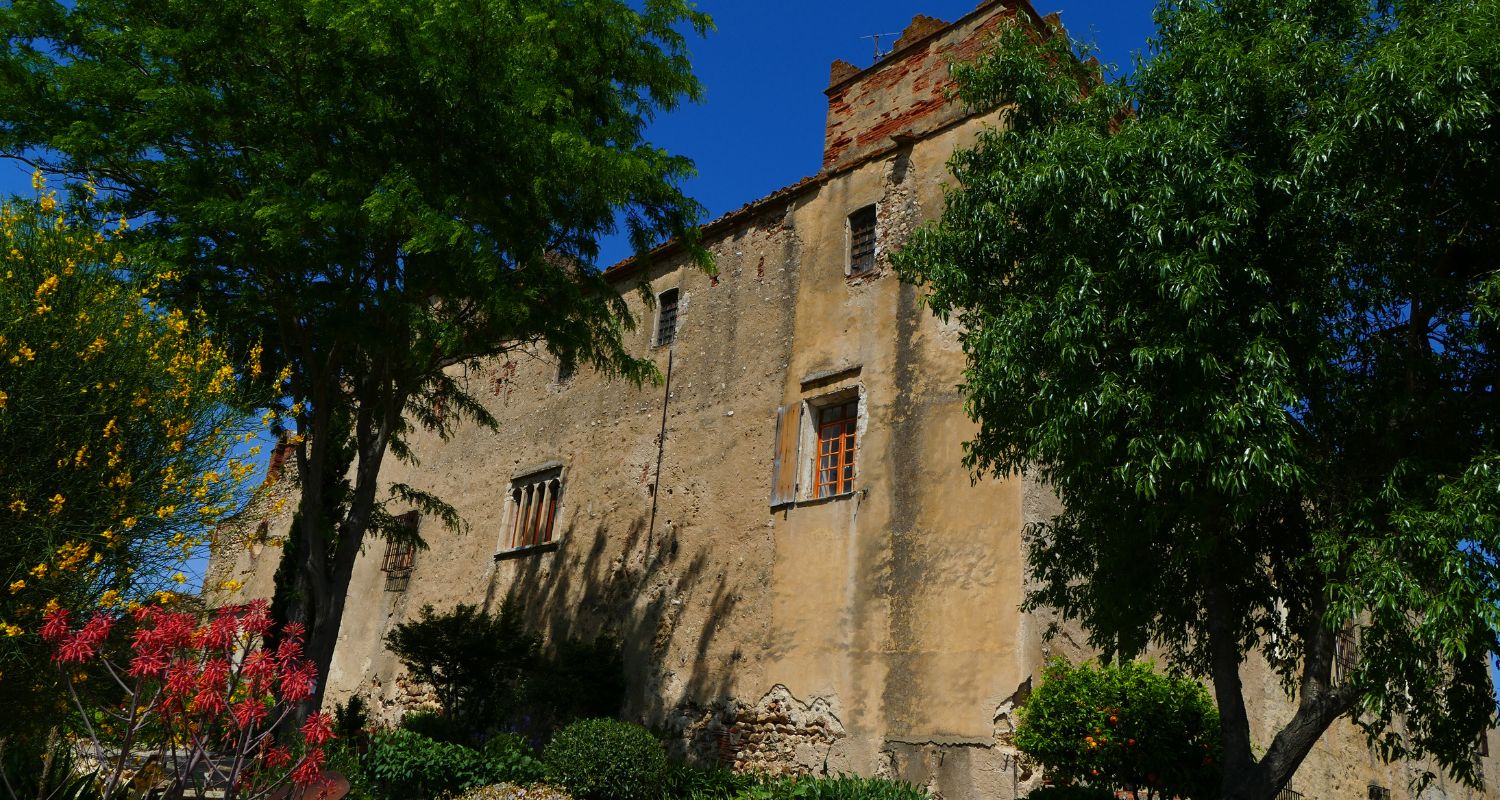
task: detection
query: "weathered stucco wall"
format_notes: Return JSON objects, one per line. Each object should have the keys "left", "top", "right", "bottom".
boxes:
{"left": 205, "top": 2, "right": 1499, "bottom": 798}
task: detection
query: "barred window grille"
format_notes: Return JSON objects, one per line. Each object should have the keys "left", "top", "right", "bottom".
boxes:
{"left": 508, "top": 469, "right": 563, "bottom": 549}
{"left": 381, "top": 511, "right": 418, "bottom": 591}
{"left": 1335, "top": 626, "right": 1358, "bottom": 684}
{"left": 1368, "top": 784, "right": 1391, "bottom": 800}
{"left": 656, "top": 288, "right": 680, "bottom": 347}
{"left": 849, "top": 205, "right": 877, "bottom": 275}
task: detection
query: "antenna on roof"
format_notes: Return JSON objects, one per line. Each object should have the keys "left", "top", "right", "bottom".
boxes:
{"left": 859, "top": 32, "right": 901, "bottom": 62}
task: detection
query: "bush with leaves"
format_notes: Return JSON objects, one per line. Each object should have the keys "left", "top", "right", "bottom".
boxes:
{"left": 364, "top": 729, "right": 505, "bottom": 800}
{"left": 37, "top": 600, "right": 332, "bottom": 800}
{"left": 384, "top": 603, "right": 537, "bottom": 740}
{"left": 662, "top": 760, "right": 756, "bottom": 800}
{"left": 384, "top": 602, "right": 625, "bottom": 742}
{"left": 1023, "top": 787, "right": 1117, "bottom": 800}
{"left": 543, "top": 718, "right": 668, "bottom": 800}
{"left": 729, "top": 775, "right": 927, "bottom": 800}
{"left": 0, "top": 187, "right": 257, "bottom": 742}
{"left": 1014, "top": 660, "right": 1220, "bottom": 799}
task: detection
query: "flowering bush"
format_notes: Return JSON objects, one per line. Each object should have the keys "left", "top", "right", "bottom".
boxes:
{"left": 40, "top": 599, "right": 335, "bottom": 799}
{"left": 0, "top": 180, "right": 263, "bottom": 739}
{"left": 1014, "top": 660, "right": 1221, "bottom": 800}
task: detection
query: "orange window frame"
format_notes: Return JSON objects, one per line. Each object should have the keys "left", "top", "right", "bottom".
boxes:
{"left": 815, "top": 400, "right": 858, "bottom": 498}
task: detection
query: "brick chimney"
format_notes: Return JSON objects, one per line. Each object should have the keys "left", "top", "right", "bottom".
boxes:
{"left": 822, "top": 1, "right": 1015, "bottom": 173}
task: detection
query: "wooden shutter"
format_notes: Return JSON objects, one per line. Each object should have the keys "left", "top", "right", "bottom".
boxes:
{"left": 770, "top": 403, "right": 802, "bottom": 507}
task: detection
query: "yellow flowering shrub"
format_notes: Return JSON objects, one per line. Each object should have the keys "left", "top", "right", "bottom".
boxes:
{"left": 0, "top": 184, "right": 257, "bottom": 734}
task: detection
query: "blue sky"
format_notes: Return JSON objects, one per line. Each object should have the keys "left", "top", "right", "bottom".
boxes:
{"left": 595, "top": 0, "right": 1160, "bottom": 266}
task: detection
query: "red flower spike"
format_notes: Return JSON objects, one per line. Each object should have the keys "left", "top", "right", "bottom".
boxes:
{"left": 264, "top": 744, "right": 293, "bottom": 769}
{"left": 290, "top": 748, "right": 325, "bottom": 786}
{"left": 242, "top": 600, "right": 272, "bottom": 636}
{"left": 231, "top": 698, "right": 269, "bottom": 729}
{"left": 300, "top": 712, "right": 335, "bottom": 746}
{"left": 278, "top": 662, "right": 316, "bottom": 703}
{"left": 39, "top": 608, "right": 71, "bottom": 643}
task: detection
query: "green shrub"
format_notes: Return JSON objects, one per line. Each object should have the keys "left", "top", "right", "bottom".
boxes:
{"left": 662, "top": 760, "right": 756, "bottom": 799}
{"left": 1024, "top": 787, "right": 1117, "bottom": 800}
{"left": 401, "top": 708, "right": 474, "bottom": 745}
{"left": 731, "top": 775, "right": 927, "bottom": 800}
{"left": 483, "top": 732, "right": 548, "bottom": 784}
{"left": 543, "top": 718, "right": 668, "bottom": 800}
{"left": 385, "top": 603, "right": 538, "bottom": 735}
{"left": 334, "top": 695, "right": 371, "bottom": 740}
{"left": 1014, "top": 660, "right": 1221, "bottom": 799}
{"left": 364, "top": 728, "right": 505, "bottom": 800}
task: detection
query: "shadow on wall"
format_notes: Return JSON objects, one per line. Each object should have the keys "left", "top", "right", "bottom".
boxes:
{"left": 483, "top": 513, "right": 744, "bottom": 762}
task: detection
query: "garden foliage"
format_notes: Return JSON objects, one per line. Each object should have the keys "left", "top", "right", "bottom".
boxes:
{"left": 38, "top": 600, "right": 331, "bottom": 800}
{"left": 1014, "top": 660, "right": 1220, "bottom": 799}
{"left": 0, "top": 189, "right": 255, "bottom": 740}
{"left": 363, "top": 728, "right": 543, "bottom": 800}
{"left": 543, "top": 718, "right": 669, "bottom": 800}
{"left": 385, "top": 602, "right": 624, "bottom": 742}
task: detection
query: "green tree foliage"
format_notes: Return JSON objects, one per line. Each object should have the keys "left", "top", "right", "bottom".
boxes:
{"left": 893, "top": 1, "right": 1500, "bottom": 797}
{"left": 0, "top": 0, "right": 713, "bottom": 711}
{"left": 385, "top": 603, "right": 537, "bottom": 735}
{"left": 385, "top": 602, "right": 625, "bottom": 743}
{"left": 0, "top": 191, "right": 252, "bottom": 741}
{"left": 1015, "top": 660, "right": 1221, "bottom": 799}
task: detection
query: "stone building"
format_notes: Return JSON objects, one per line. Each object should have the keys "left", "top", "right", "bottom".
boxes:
{"left": 207, "top": 2, "right": 1499, "bottom": 798}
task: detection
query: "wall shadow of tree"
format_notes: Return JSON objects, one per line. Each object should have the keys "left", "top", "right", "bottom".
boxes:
{"left": 483, "top": 512, "right": 746, "bottom": 758}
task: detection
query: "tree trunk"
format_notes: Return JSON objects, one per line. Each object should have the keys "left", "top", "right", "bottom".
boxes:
{"left": 1205, "top": 565, "right": 1356, "bottom": 800}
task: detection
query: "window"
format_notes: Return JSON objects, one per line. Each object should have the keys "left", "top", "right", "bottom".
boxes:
{"left": 507, "top": 468, "right": 563, "bottom": 549}
{"left": 1367, "top": 785, "right": 1390, "bottom": 800}
{"left": 815, "top": 400, "right": 858, "bottom": 498}
{"left": 848, "top": 205, "right": 877, "bottom": 275}
{"left": 381, "top": 511, "right": 418, "bottom": 592}
{"left": 769, "top": 382, "right": 863, "bottom": 507}
{"left": 656, "top": 288, "right": 680, "bottom": 347}
{"left": 1334, "top": 626, "right": 1358, "bottom": 684}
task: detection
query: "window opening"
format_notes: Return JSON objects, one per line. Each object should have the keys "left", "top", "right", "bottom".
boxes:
{"left": 1334, "top": 626, "right": 1358, "bottom": 684}
{"left": 381, "top": 511, "right": 418, "bottom": 591}
{"left": 656, "top": 288, "right": 680, "bottom": 347}
{"left": 815, "top": 399, "right": 858, "bottom": 498}
{"left": 849, "top": 206, "right": 877, "bottom": 275}
{"left": 508, "top": 470, "right": 562, "bottom": 549}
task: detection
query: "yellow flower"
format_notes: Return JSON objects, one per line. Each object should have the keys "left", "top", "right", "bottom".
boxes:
{"left": 121, "top": 516, "right": 137, "bottom": 529}
{"left": 217, "top": 579, "right": 244, "bottom": 593}
{"left": 33, "top": 274, "right": 58, "bottom": 299}
{"left": 47, "top": 494, "right": 65, "bottom": 515}
{"left": 171, "top": 573, "right": 187, "bottom": 585}
{"left": 7, "top": 500, "right": 25, "bottom": 515}
{"left": 0, "top": 390, "right": 7, "bottom": 408}
{"left": 42, "top": 598, "right": 59, "bottom": 614}
{"left": 100, "top": 529, "right": 114, "bottom": 542}
{"left": 0, "top": 623, "right": 22, "bottom": 638}
{"left": 102, "top": 418, "right": 119, "bottom": 438}
{"left": 7, "top": 580, "right": 24, "bottom": 594}
{"left": 29, "top": 563, "right": 47, "bottom": 579}
{"left": 98, "top": 589, "right": 120, "bottom": 608}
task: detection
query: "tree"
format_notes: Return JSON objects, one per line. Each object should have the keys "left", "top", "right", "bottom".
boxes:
{"left": 0, "top": 188, "right": 254, "bottom": 741}
{"left": 1015, "top": 660, "right": 1221, "bottom": 799}
{"left": 894, "top": 1, "right": 1500, "bottom": 797}
{"left": 0, "top": 0, "right": 713, "bottom": 714}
